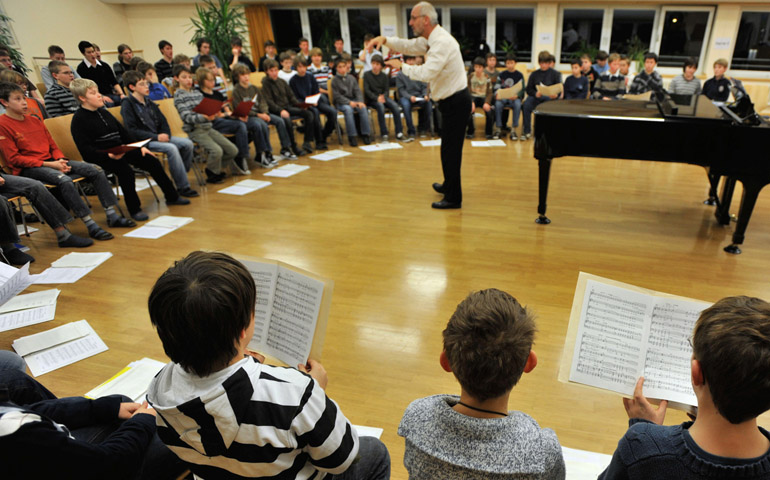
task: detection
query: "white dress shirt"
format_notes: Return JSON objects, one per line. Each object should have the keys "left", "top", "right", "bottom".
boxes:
{"left": 386, "top": 25, "right": 467, "bottom": 101}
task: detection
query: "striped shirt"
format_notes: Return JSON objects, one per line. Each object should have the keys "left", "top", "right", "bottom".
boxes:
{"left": 309, "top": 65, "right": 332, "bottom": 91}
{"left": 44, "top": 83, "right": 79, "bottom": 118}
{"left": 668, "top": 74, "right": 702, "bottom": 96}
{"left": 592, "top": 72, "right": 626, "bottom": 99}
{"left": 148, "top": 357, "right": 359, "bottom": 480}
{"left": 173, "top": 88, "right": 211, "bottom": 132}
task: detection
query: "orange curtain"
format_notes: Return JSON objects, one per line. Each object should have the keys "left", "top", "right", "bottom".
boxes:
{"left": 245, "top": 4, "right": 274, "bottom": 64}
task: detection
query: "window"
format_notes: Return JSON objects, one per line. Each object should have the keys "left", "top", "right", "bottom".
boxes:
{"left": 450, "top": 8, "right": 487, "bottom": 62}
{"left": 405, "top": 7, "right": 443, "bottom": 39}
{"left": 495, "top": 8, "right": 534, "bottom": 63}
{"left": 657, "top": 9, "right": 711, "bottom": 67}
{"left": 610, "top": 10, "right": 655, "bottom": 55}
{"left": 270, "top": 9, "right": 303, "bottom": 53}
{"left": 732, "top": 11, "right": 770, "bottom": 72}
{"left": 348, "top": 8, "right": 380, "bottom": 57}
{"left": 561, "top": 9, "right": 603, "bottom": 63}
{"left": 308, "top": 9, "right": 341, "bottom": 56}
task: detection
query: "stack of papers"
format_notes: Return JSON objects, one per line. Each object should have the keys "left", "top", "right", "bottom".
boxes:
{"left": 0, "top": 289, "right": 60, "bottom": 332}
{"left": 310, "top": 149, "right": 352, "bottom": 162}
{"left": 85, "top": 357, "right": 167, "bottom": 402}
{"left": 263, "top": 164, "right": 310, "bottom": 178}
{"left": 353, "top": 425, "right": 384, "bottom": 439}
{"left": 0, "top": 262, "right": 32, "bottom": 306}
{"left": 471, "top": 140, "right": 507, "bottom": 147}
{"left": 561, "top": 446, "right": 612, "bottom": 479}
{"left": 359, "top": 143, "right": 403, "bottom": 152}
{"left": 420, "top": 139, "right": 441, "bottom": 147}
{"left": 16, "top": 224, "right": 38, "bottom": 235}
{"left": 124, "top": 215, "right": 194, "bottom": 239}
{"left": 31, "top": 252, "right": 112, "bottom": 285}
{"left": 218, "top": 179, "right": 272, "bottom": 196}
{"left": 12, "top": 319, "right": 108, "bottom": 376}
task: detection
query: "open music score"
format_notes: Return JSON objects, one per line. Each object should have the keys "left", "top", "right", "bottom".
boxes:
{"left": 559, "top": 272, "right": 711, "bottom": 411}
{"left": 237, "top": 256, "right": 333, "bottom": 368}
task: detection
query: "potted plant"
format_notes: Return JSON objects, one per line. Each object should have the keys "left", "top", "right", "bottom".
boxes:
{"left": 189, "top": 0, "right": 248, "bottom": 74}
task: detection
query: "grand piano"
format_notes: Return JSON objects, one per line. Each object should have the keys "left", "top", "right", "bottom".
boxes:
{"left": 533, "top": 96, "right": 770, "bottom": 254}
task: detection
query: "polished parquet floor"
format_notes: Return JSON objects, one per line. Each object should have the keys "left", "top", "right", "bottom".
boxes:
{"left": 3, "top": 127, "right": 770, "bottom": 478}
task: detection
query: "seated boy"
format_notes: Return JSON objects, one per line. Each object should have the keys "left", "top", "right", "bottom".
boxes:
{"left": 358, "top": 33, "right": 381, "bottom": 74}
{"left": 564, "top": 58, "right": 590, "bottom": 100}
{"left": 363, "top": 55, "right": 404, "bottom": 142}
{"left": 703, "top": 58, "right": 731, "bottom": 102}
{"left": 226, "top": 37, "right": 256, "bottom": 73}
{"left": 619, "top": 55, "right": 633, "bottom": 89}
{"left": 231, "top": 64, "right": 288, "bottom": 165}
{"left": 146, "top": 251, "right": 391, "bottom": 479}
{"left": 198, "top": 55, "right": 228, "bottom": 96}
{"left": 399, "top": 288, "right": 566, "bottom": 479}
{"left": 136, "top": 62, "right": 171, "bottom": 101}
{"left": 76, "top": 41, "right": 124, "bottom": 105}
{"left": 261, "top": 59, "right": 314, "bottom": 155}
{"left": 121, "top": 71, "right": 198, "bottom": 198}
{"left": 41, "top": 45, "right": 81, "bottom": 91}
{"left": 278, "top": 51, "right": 297, "bottom": 83}
{"left": 154, "top": 40, "right": 175, "bottom": 82}
{"left": 521, "top": 51, "right": 562, "bottom": 141}
{"left": 172, "top": 65, "right": 238, "bottom": 183}
{"left": 594, "top": 50, "right": 610, "bottom": 75}
{"left": 494, "top": 53, "right": 525, "bottom": 140}
{"left": 599, "top": 295, "right": 770, "bottom": 479}
{"left": 628, "top": 52, "right": 663, "bottom": 95}
{"left": 668, "top": 57, "right": 702, "bottom": 98}
{"left": 396, "top": 56, "right": 431, "bottom": 140}
{"left": 467, "top": 57, "right": 495, "bottom": 139}
{"left": 192, "top": 38, "right": 224, "bottom": 79}
{"left": 308, "top": 47, "right": 332, "bottom": 96}
{"left": 259, "top": 39, "right": 278, "bottom": 73}
{"left": 70, "top": 78, "right": 188, "bottom": 220}
{"left": 592, "top": 53, "right": 625, "bottom": 100}
{"left": 113, "top": 43, "right": 134, "bottom": 87}
{"left": 43, "top": 60, "right": 79, "bottom": 117}
{"left": 290, "top": 57, "right": 335, "bottom": 149}
{"left": 0, "top": 82, "right": 135, "bottom": 240}
{"left": 580, "top": 54, "right": 599, "bottom": 92}
{"left": 331, "top": 55, "right": 372, "bottom": 146}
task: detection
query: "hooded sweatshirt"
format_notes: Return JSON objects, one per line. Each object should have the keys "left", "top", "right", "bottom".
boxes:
{"left": 147, "top": 356, "right": 359, "bottom": 479}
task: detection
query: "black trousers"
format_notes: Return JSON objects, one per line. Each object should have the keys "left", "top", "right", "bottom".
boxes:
{"left": 439, "top": 88, "right": 472, "bottom": 204}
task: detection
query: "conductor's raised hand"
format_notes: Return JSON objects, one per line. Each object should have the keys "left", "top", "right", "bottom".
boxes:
{"left": 623, "top": 377, "right": 668, "bottom": 425}
{"left": 367, "top": 36, "right": 387, "bottom": 51}
{"left": 298, "top": 359, "right": 328, "bottom": 389}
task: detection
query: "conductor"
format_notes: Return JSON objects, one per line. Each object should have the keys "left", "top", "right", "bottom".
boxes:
{"left": 369, "top": 2, "right": 471, "bottom": 209}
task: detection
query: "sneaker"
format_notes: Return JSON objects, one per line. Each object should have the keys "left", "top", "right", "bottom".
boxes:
{"left": 301, "top": 143, "right": 314, "bottom": 154}
{"left": 348, "top": 136, "right": 358, "bottom": 147}
{"left": 521, "top": 133, "right": 532, "bottom": 141}
{"left": 2, "top": 247, "right": 34, "bottom": 266}
{"left": 131, "top": 211, "right": 149, "bottom": 221}
{"left": 396, "top": 132, "right": 405, "bottom": 141}
{"left": 402, "top": 136, "right": 415, "bottom": 143}
{"left": 178, "top": 187, "right": 199, "bottom": 198}
{"left": 465, "top": 133, "right": 474, "bottom": 139}
{"left": 293, "top": 147, "right": 307, "bottom": 157}
{"left": 280, "top": 149, "right": 297, "bottom": 160}
{"left": 259, "top": 153, "right": 272, "bottom": 168}
{"left": 316, "top": 143, "right": 328, "bottom": 150}
{"left": 501, "top": 126, "right": 511, "bottom": 133}
{"left": 418, "top": 131, "right": 428, "bottom": 138}
{"left": 88, "top": 227, "right": 114, "bottom": 241}
{"left": 58, "top": 234, "right": 93, "bottom": 248}
{"left": 265, "top": 152, "right": 279, "bottom": 166}
{"left": 381, "top": 134, "right": 389, "bottom": 143}
{"left": 492, "top": 129, "right": 500, "bottom": 140}
{"left": 232, "top": 158, "right": 251, "bottom": 176}
{"left": 205, "top": 168, "right": 225, "bottom": 184}
{"left": 107, "top": 216, "right": 136, "bottom": 228}
{"left": 485, "top": 134, "right": 493, "bottom": 140}
{"left": 167, "top": 196, "right": 191, "bottom": 206}
{"left": 510, "top": 132, "right": 518, "bottom": 141}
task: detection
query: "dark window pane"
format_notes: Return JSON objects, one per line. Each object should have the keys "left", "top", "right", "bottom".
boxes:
{"left": 405, "top": 8, "right": 443, "bottom": 39}
{"left": 495, "top": 8, "right": 534, "bottom": 63}
{"left": 348, "top": 8, "right": 380, "bottom": 57}
{"left": 308, "top": 9, "right": 341, "bottom": 58}
{"left": 658, "top": 11, "right": 709, "bottom": 67}
{"left": 450, "top": 8, "right": 488, "bottom": 62}
{"left": 270, "top": 9, "right": 303, "bottom": 53}
{"left": 610, "top": 10, "right": 655, "bottom": 55}
{"left": 732, "top": 12, "right": 770, "bottom": 71}
{"left": 561, "top": 9, "right": 603, "bottom": 63}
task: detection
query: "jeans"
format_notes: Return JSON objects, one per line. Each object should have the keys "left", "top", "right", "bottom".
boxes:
{"left": 286, "top": 106, "right": 316, "bottom": 146}
{"left": 522, "top": 96, "right": 552, "bottom": 134}
{"left": 328, "top": 436, "right": 391, "bottom": 480}
{"left": 495, "top": 98, "right": 521, "bottom": 128}
{"left": 245, "top": 116, "right": 272, "bottom": 153}
{"left": 467, "top": 97, "right": 495, "bottom": 136}
{"left": 400, "top": 97, "right": 432, "bottom": 135}
{"left": 267, "top": 114, "right": 292, "bottom": 150}
{"left": 0, "top": 196, "right": 19, "bottom": 244}
{"left": 338, "top": 104, "right": 371, "bottom": 136}
{"left": 213, "top": 117, "right": 249, "bottom": 159}
{"left": 187, "top": 124, "right": 239, "bottom": 175}
{"left": 147, "top": 137, "right": 194, "bottom": 191}
{"left": 316, "top": 94, "right": 338, "bottom": 139}
{"left": 368, "top": 97, "right": 403, "bottom": 136}
{"left": 21, "top": 161, "right": 118, "bottom": 219}
{"left": 0, "top": 174, "right": 72, "bottom": 229}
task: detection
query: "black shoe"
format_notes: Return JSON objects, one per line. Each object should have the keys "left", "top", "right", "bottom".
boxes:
{"left": 465, "top": 133, "right": 474, "bottom": 139}
{"left": 178, "top": 187, "right": 199, "bottom": 198}
{"left": 363, "top": 135, "right": 371, "bottom": 145}
{"left": 2, "top": 247, "right": 34, "bottom": 266}
{"left": 58, "top": 234, "right": 94, "bottom": 248}
{"left": 293, "top": 147, "right": 307, "bottom": 157}
{"left": 89, "top": 227, "right": 114, "bottom": 241}
{"left": 205, "top": 169, "right": 225, "bottom": 184}
{"left": 348, "top": 136, "right": 358, "bottom": 147}
{"left": 432, "top": 182, "right": 445, "bottom": 194}
{"left": 431, "top": 200, "right": 461, "bottom": 209}
{"left": 107, "top": 216, "right": 136, "bottom": 228}
{"left": 132, "top": 211, "right": 149, "bottom": 221}
{"left": 167, "top": 197, "right": 191, "bottom": 206}
{"left": 302, "top": 143, "right": 314, "bottom": 154}
{"left": 316, "top": 143, "right": 328, "bottom": 150}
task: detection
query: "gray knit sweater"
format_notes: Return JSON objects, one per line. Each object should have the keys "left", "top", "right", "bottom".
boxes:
{"left": 398, "top": 394, "right": 566, "bottom": 479}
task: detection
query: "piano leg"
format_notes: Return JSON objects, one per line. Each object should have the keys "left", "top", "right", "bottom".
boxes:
{"left": 724, "top": 179, "right": 765, "bottom": 255}
{"left": 704, "top": 170, "right": 720, "bottom": 206}
{"left": 536, "top": 156, "right": 552, "bottom": 224}
{"left": 715, "top": 177, "right": 736, "bottom": 226}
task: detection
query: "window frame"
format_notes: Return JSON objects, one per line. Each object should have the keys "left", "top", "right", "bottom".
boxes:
{"left": 651, "top": 5, "right": 715, "bottom": 76}
{"left": 730, "top": 7, "right": 770, "bottom": 79}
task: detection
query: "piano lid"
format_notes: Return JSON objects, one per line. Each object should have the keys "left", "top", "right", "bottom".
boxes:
{"left": 534, "top": 97, "right": 728, "bottom": 123}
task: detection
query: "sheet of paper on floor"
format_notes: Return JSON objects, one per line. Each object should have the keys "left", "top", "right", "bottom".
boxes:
{"left": 85, "top": 357, "right": 167, "bottom": 402}
{"left": 13, "top": 319, "right": 108, "bottom": 376}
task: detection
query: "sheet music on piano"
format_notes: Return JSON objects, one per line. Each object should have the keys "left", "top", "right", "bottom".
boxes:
{"left": 559, "top": 272, "right": 711, "bottom": 412}
{"left": 237, "top": 256, "right": 333, "bottom": 368}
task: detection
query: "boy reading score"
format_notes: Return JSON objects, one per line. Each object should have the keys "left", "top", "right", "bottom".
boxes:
{"left": 147, "top": 251, "right": 391, "bottom": 480}
{"left": 399, "top": 289, "right": 566, "bottom": 479}
{"left": 599, "top": 296, "right": 770, "bottom": 479}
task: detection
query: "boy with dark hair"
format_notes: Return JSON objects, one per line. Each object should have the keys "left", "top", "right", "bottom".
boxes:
{"left": 193, "top": 38, "right": 224, "bottom": 74}
{"left": 0, "top": 49, "right": 39, "bottom": 103}
{"left": 628, "top": 52, "right": 663, "bottom": 95}
{"left": 297, "top": 37, "right": 311, "bottom": 60}
{"left": 258, "top": 40, "right": 277, "bottom": 73}
{"left": 521, "top": 51, "right": 562, "bottom": 141}
{"left": 592, "top": 53, "right": 625, "bottom": 99}
{"left": 703, "top": 58, "right": 731, "bottom": 102}
{"left": 494, "top": 53, "right": 525, "bottom": 140}
{"left": 564, "top": 58, "right": 589, "bottom": 99}
{"left": 76, "top": 41, "right": 124, "bottom": 105}
{"left": 226, "top": 37, "right": 256, "bottom": 72}
{"left": 594, "top": 50, "right": 610, "bottom": 75}
{"left": 363, "top": 55, "right": 404, "bottom": 141}
{"left": 113, "top": 44, "right": 134, "bottom": 86}
{"left": 155, "top": 40, "right": 174, "bottom": 81}
{"left": 396, "top": 55, "right": 431, "bottom": 140}
{"left": 43, "top": 60, "right": 79, "bottom": 117}
{"left": 600, "top": 295, "right": 770, "bottom": 479}
{"left": 262, "top": 59, "right": 313, "bottom": 155}
{"left": 136, "top": 61, "right": 171, "bottom": 100}
{"left": 121, "top": 70, "right": 198, "bottom": 197}
{"left": 0, "top": 82, "right": 135, "bottom": 239}
{"left": 278, "top": 51, "right": 297, "bottom": 83}
{"left": 41, "top": 45, "right": 81, "bottom": 91}
{"left": 147, "top": 251, "right": 391, "bottom": 480}
{"left": 399, "top": 288, "right": 565, "bottom": 479}
{"left": 331, "top": 55, "right": 372, "bottom": 146}
{"left": 290, "top": 56, "right": 334, "bottom": 149}
{"left": 668, "top": 57, "right": 702, "bottom": 97}
{"left": 580, "top": 54, "right": 599, "bottom": 92}
{"left": 466, "top": 56, "right": 494, "bottom": 139}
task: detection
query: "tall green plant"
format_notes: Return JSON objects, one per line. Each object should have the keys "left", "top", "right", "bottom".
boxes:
{"left": 189, "top": 0, "right": 247, "bottom": 74}
{"left": 0, "top": 12, "right": 27, "bottom": 74}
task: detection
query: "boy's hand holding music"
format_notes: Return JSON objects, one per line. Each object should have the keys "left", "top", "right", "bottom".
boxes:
{"left": 245, "top": 350, "right": 265, "bottom": 363}
{"left": 623, "top": 377, "right": 668, "bottom": 424}
{"left": 298, "top": 359, "right": 328, "bottom": 389}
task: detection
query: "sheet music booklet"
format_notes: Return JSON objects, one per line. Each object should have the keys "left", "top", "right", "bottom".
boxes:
{"left": 497, "top": 81, "right": 523, "bottom": 99}
{"left": 236, "top": 255, "right": 333, "bottom": 368}
{"left": 559, "top": 272, "right": 711, "bottom": 413}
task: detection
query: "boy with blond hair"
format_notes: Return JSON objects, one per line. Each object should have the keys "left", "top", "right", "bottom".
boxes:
{"left": 703, "top": 58, "right": 731, "bottom": 102}
{"left": 592, "top": 53, "right": 625, "bottom": 99}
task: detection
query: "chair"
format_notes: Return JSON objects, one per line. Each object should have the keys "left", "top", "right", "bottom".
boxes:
{"left": 326, "top": 78, "right": 346, "bottom": 145}
{"left": 358, "top": 75, "right": 378, "bottom": 138}
{"left": 106, "top": 105, "right": 160, "bottom": 203}
{"left": 156, "top": 98, "right": 206, "bottom": 186}
{"left": 36, "top": 82, "right": 47, "bottom": 97}
{"left": 249, "top": 71, "right": 266, "bottom": 88}
{"left": 0, "top": 151, "right": 43, "bottom": 237}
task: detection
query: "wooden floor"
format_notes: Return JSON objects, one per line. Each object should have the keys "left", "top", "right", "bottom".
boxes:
{"left": 4, "top": 126, "right": 770, "bottom": 478}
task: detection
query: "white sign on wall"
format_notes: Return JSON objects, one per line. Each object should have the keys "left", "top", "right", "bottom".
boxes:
{"left": 714, "top": 37, "right": 731, "bottom": 49}
{"left": 382, "top": 25, "right": 396, "bottom": 37}
{"left": 539, "top": 33, "right": 553, "bottom": 44}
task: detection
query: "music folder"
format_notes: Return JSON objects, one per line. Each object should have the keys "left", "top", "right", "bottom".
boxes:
{"left": 98, "top": 139, "right": 151, "bottom": 155}
{"left": 193, "top": 97, "right": 224, "bottom": 116}
{"left": 233, "top": 100, "right": 255, "bottom": 117}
